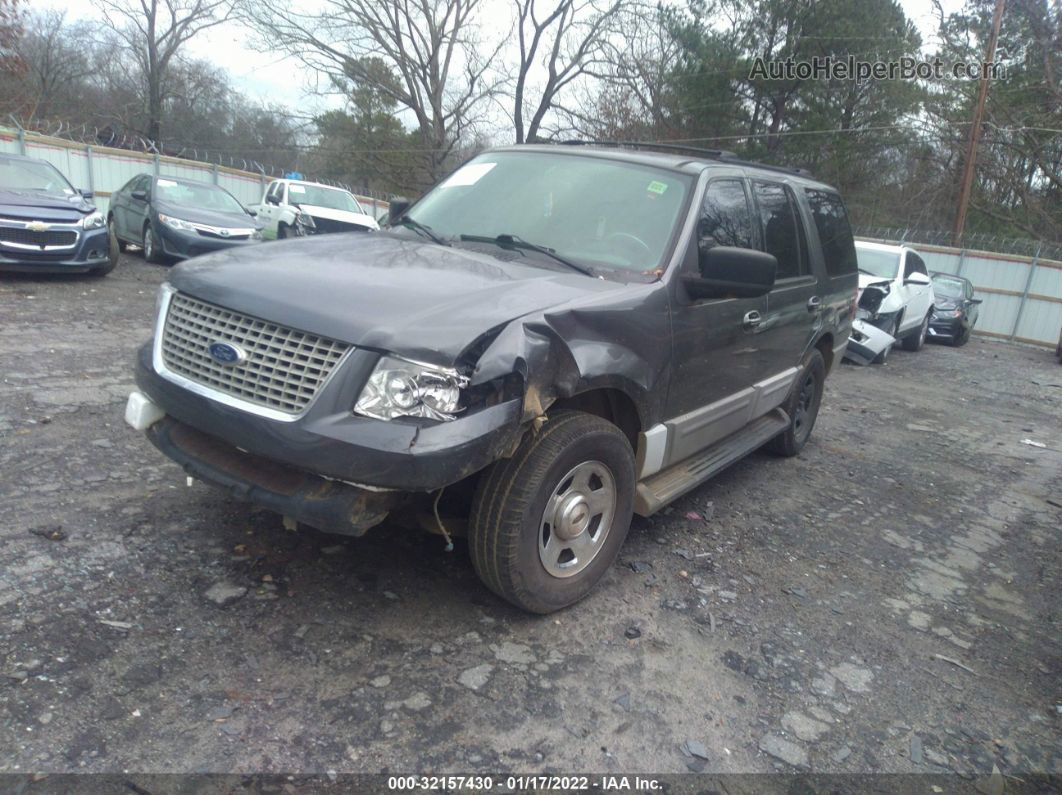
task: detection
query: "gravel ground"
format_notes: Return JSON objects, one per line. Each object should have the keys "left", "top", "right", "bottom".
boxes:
{"left": 1, "top": 252, "right": 1060, "bottom": 777}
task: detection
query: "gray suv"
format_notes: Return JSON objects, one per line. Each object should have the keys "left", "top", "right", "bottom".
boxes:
{"left": 125, "top": 143, "right": 858, "bottom": 613}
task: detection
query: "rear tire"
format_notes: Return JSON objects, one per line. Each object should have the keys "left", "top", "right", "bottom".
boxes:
{"left": 902, "top": 312, "right": 930, "bottom": 351}
{"left": 764, "top": 349, "right": 825, "bottom": 457}
{"left": 468, "top": 410, "right": 636, "bottom": 614}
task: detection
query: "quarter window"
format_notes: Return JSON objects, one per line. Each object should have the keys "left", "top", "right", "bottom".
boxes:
{"left": 752, "top": 181, "right": 806, "bottom": 279}
{"left": 699, "top": 179, "right": 754, "bottom": 251}
{"left": 904, "top": 251, "right": 928, "bottom": 277}
{"left": 805, "top": 189, "right": 857, "bottom": 276}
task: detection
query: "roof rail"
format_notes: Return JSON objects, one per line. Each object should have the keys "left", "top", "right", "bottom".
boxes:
{"left": 555, "top": 139, "right": 813, "bottom": 178}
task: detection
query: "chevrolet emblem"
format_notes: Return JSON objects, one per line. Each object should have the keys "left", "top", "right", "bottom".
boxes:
{"left": 27, "top": 221, "right": 49, "bottom": 232}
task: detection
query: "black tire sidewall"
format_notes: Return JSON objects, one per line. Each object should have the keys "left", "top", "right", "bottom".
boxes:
{"left": 509, "top": 422, "right": 635, "bottom": 612}
{"left": 767, "top": 349, "right": 826, "bottom": 456}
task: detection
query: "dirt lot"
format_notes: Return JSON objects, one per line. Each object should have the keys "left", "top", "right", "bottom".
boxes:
{"left": 1, "top": 252, "right": 1060, "bottom": 778}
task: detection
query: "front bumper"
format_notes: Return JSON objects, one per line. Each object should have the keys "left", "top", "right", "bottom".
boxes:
{"left": 144, "top": 414, "right": 399, "bottom": 536}
{"left": 134, "top": 343, "right": 523, "bottom": 492}
{"left": 156, "top": 223, "right": 260, "bottom": 260}
{"left": 0, "top": 226, "right": 110, "bottom": 273}
{"left": 928, "top": 314, "right": 963, "bottom": 339}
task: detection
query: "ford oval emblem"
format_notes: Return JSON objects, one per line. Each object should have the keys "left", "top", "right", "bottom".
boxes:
{"left": 208, "top": 341, "right": 247, "bottom": 366}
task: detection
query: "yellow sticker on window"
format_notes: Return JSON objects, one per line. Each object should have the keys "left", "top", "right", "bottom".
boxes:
{"left": 647, "top": 180, "right": 668, "bottom": 195}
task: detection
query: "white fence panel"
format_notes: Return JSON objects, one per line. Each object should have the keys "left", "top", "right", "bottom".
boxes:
{"left": 0, "top": 125, "right": 387, "bottom": 221}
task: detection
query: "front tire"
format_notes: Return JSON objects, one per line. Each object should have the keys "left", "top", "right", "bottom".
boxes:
{"left": 468, "top": 410, "right": 636, "bottom": 614}
{"left": 764, "top": 349, "right": 825, "bottom": 457}
{"left": 903, "top": 312, "right": 930, "bottom": 351}
{"left": 143, "top": 223, "right": 165, "bottom": 264}
{"left": 108, "top": 217, "right": 127, "bottom": 252}
{"left": 873, "top": 316, "right": 898, "bottom": 364}
{"left": 277, "top": 222, "right": 292, "bottom": 239}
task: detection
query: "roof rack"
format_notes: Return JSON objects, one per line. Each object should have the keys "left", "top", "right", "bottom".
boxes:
{"left": 555, "top": 139, "right": 813, "bottom": 178}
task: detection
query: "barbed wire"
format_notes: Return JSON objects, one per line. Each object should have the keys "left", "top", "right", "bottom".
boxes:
{"left": 853, "top": 225, "right": 1061, "bottom": 261}
{"left": 6, "top": 117, "right": 394, "bottom": 203}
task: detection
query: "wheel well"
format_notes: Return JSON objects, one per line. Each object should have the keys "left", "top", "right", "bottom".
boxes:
{"left": 815, "top": 334, "right": 835, "bottom": 374}
{"left": 548, "top": 389, "right": 641, "bottom": 448}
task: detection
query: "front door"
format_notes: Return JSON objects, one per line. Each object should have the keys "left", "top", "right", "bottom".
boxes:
{"left": 664, "top": 173, "right": 776, "bottom": 464}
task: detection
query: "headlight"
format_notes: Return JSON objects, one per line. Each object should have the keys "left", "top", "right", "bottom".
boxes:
{"left": 158, "top": 213, "right": 195, "bottom": 231}
{"left": 354, "top": 356, "right": 468, "bottom": 421}
{"left": 81, "top": 211, "right": 105, "bottom": 229}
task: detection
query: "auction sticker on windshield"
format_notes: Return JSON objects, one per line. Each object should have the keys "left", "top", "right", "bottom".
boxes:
{"left": 441, "top": 162, "right": 496, "bottom": 188}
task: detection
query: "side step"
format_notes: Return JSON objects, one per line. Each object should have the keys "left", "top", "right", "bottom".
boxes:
{"left": 634, "top": 408, "right": 790, "bottom": 516}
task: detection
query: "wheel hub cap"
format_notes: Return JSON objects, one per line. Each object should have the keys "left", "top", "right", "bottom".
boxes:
{"left": 539, "top": 460, "right": 616, "bottom": 578}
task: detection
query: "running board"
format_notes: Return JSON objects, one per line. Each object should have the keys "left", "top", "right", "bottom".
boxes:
{"left": 634, "top": 408, "right": 790, "bottom": 516}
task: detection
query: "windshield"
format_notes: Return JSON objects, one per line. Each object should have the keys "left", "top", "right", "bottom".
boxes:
{"left": 288, "top": 183, "right": 364, "bottom": 213}
{"left": 856, "top": 247, "right": 900, "bottom": 279}
{"left": 0, "top": 157, "right": 76, "bottom": 195}
{"left": 932, "top": 275, "right": 965, "bottom": 299}
{"left": 403, "top": 151, "right": 693, "bottom": 272}
{"left": 155, "top": 179, "right": 246, "bottom": 214}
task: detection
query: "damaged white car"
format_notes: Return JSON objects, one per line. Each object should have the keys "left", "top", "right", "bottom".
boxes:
{"left": 845, "top": 241, "right": 934, "bottom": 365}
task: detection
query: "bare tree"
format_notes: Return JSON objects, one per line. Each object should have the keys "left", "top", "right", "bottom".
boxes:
{"left": 18, "top": 10, "right": 99, "bottom": 122}
{"left": 93, "top": 0, "right": 233, "bottom": 146}
{"left": 511, "top": 0, "right": 624, "bottom": 143}
{"left": 237, "top": 0, "right": 504, "bottom": 186}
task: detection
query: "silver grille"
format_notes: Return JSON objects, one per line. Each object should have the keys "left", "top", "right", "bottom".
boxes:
{"left": 160, "top": 292, "right": 350, "bottom": 415}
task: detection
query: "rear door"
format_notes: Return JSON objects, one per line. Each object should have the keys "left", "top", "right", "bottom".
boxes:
{"left": 751, "top": 179, "right": 819, "bottom": 375}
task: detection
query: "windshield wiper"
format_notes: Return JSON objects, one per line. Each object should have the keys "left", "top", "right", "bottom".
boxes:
{"left": 397, "top": 216, "right": 450, "bottom": 246}
{"left": 459, "top": 233, "right": 594, "bottom": 277}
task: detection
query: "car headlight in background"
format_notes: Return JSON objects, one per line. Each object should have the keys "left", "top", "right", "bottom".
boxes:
{"left": 354, "top": 356, "right": 468, "bottom": 421}
{"left": 158, "top": 213, "right": 195, "bottom": 231}
{"left": 81, "top": 211, "right": 105, "bottom": 229}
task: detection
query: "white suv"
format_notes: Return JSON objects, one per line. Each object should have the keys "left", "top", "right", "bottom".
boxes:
{"left": 855, "top": 241, "right": 935, "bottom": 354}
{"left": 252, "top": 179, "right": 380, "bottom": 239}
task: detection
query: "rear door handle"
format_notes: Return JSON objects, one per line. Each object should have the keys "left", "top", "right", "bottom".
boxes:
{"left": 743, "top": 310, "right": 762, "bottom": 330}
{"left": 807, "top": 296, "right": 822, "bottom": 312}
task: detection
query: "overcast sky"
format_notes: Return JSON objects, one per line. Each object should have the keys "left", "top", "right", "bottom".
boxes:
{"left": 30, "top": 0, "right": 967, "bottom": 127}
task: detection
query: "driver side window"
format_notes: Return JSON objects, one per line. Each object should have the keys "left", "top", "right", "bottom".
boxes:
{"left": 699, "top": 179, "right": 754, "bottom": 253}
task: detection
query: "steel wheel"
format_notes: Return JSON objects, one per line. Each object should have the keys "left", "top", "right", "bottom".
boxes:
{"left": 538, "top": 460, "right": 616, "bottom": 578}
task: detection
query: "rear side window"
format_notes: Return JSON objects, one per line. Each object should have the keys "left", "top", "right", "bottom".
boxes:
{"left": 805, "top": 189, "right": 857, "bottom": 277}
{"left": 752, "top": 180, "right": 806, "bottom": 279}
{"left": 699, "top": 179, "right": 754, "bottom": 250}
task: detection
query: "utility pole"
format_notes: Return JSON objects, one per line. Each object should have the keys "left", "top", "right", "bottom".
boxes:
{"left": 952, "top": 0, "right": 1006, "bottom": 246}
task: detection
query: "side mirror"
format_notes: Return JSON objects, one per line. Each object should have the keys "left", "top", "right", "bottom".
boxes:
{"left": 905, "top": 271, "right": 931, "bottom": 286}
{"left": 266, "top": 194, "right": 280, "bottom": 206}
{"left": 131, "top": 190, "right": 147, "bottom": 201}
{"left": 246, "top": 209, "right": 257, "bottom": 217}
{"left": 388, "top": 197, "right": 411, "bottom": 224}
{"left": 969, "top": 298, "right": 983, "bottom": 305}
{"left": 684, "top": 246, "right": 777, "bottom": 300}
{"left": 80, "top": 189, "right": 94, "bottom": 199}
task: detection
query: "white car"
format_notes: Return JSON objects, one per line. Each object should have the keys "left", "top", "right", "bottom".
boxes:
{"left": 252, "top": 179, "right": 380, "bottom": 239}
{"left": 854, "top": 241, "right": 935, "bottom": 358}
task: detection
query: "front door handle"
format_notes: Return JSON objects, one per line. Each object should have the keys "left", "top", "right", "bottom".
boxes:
{"left": 807, "top": 296, "right": 822, "bottom": 312}
{"left": 743, "top": 310, "right": 762, "bottom": 330}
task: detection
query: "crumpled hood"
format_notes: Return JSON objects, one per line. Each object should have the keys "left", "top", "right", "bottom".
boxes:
{"left": 169, "top": 233, "right": 627, "bottom": 363}
{"left": 298, "top": 203, "right": 378, "bottom": 229}
{"left": 858, "top": 272, "right": 894, "bottom": 290}
{"left": 0, "top": 189, "right": 95, "bottom": 222}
